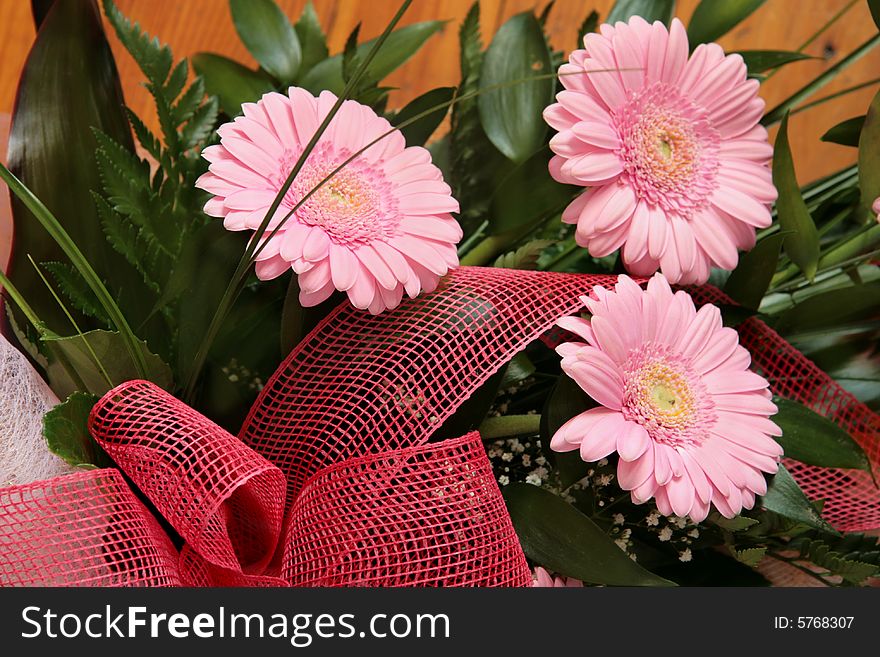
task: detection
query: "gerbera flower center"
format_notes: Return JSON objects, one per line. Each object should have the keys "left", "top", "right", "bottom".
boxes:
{"left": 615, "top": 82, "right": 720, "bottom": 218}
{"left": 276, "top": 143, "right": 400, "bottom": 247}
{"left": 621, "top": 344, "right": 715, "bottom": 447}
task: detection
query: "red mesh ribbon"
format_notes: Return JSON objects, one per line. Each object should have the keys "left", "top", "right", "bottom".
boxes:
{"left": 0, "top": 267, "right": 878, "bottom": 586}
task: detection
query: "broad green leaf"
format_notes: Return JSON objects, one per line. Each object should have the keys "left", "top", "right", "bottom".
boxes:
{"left": 42, "top": 392, "right": 109, "bottom": 468}
{"left": 7, "top": 0, "right": 136, "bottom": 334}
{"left": 773, "top": 113, "right": 819, "bottom": 280}
{"left": 504, "top": 484, "right": 675, "bottom": 586}
{"left": 540, "top": 374, "right": 594, "bottom": 488}
{"left": 724, "top": 232, "right": 788, "bottom": 309}
{"left": 821, "top": 115, "right": 865, "bottom": 147}
{"left": 294, "top": 1, "right": 329, "bottom": 80}
{"left": 192, "top": 53, "right": 274, "bottom": 117}
{"left": 606, "top": 0, "right": 675, "bottom": 25}
{"left": 688, "top": 0, "right": 766, "bottom": 46}
{"left": 44, "top": 330, "right": 173, "bottom": 397}
{"left": 230, "top": 0, "right": 301, "bottom": 83}
{"left": 717, "top": 303, "right": 758, "bottom": 327}
{"left": 774, "top": 282, "right": 880, "bottom": 334}
{"left": 499, "top": 352, "right": 536, "bottom": 388}
{"left": 299, "top": 21, "right": 444, "bottom": 95}
{"left": 858, "top": 89, "right": 880, "bottom": 221}
{"left": 772, "top": 397, "right": 872, "bottom": 473}
{"left": 736, "top": 50, "right": 814, "bottom": 74}
{"left": 391, "top": 87, "right": 456, "bottom": 147}
{"left": 478, "top": 13, "right": 554, "bottom": 163}
{"left": 760, "top": 464, "right": 838, "bottom": 533}
{"left": 489, "top": 148, "right": 576, "bottom": 232}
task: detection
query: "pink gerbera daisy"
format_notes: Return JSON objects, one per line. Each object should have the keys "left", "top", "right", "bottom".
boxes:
{"left": 532, "top": 566, "right": 584, "bottom": 588}
{"left": 196, "top": 89, "right": 462, "bottom": 314}
{"left": 551, "top": 274, "right": 783, "bottom": 522}
{"left": 544, "top": 17, "right": 777, "bottom": 284}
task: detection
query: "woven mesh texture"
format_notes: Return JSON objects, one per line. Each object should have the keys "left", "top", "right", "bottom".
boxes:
{"left": 0, "top": 267, "right": 877, "bottom": 586}
{"left": 0, "top": 470, "right": 179, "bottom": 586}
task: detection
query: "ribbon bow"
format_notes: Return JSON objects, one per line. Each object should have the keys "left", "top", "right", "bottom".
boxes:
{"left": 0, "top": 268, "right": 878, "bottom": 586}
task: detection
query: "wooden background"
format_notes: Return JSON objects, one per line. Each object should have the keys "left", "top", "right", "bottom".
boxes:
{"left": 2, "top": 0, "right": 880, "bottom": 269}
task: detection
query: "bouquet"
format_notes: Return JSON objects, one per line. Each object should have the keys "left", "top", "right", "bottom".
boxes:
{"left": 0, "top": 0, "right": 878, "bottom": 587}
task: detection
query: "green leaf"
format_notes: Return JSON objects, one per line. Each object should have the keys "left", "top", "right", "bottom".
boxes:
{"left": 760, "top": 464, "right": 838, "bottom": 533}
{"left": 870, "top": 0, "right": 880, "bottom": 30}
{"left": 391, "top": 87, "right": 456, "bottom": 147}
{"left": 44, "top": 330, "right": 173, "bottom": 397}
{"left": 736, "top": 50, "right": 814, "bottom": 74}
{"left": 294, "top": 1, "right": 329, "bottom": 80}
{"left": 478, "top": 12, "right": 554, "bottom": 164}
{"left": 858, "top": 89, "right": 880, "bottom": 222}
{"left": 724, "top": 232, "right": 788, "bottom": 309}
{"left": 500, "top": 352, "right": 536, "bottom": 388}
{"left": 712, "top": 514, "right": 760, "bottom": 531}
{"left": 732, "top": 546, "right": 767, "bottom": 567}
{"left": 577, "top": 10, "right": 599, "bottom": 45}
{"left": 504, "top": 484, "right": 675, "bottom": 586}
{"left": 42, "top": 262, "right": 111, "bottom": 326}
{"left": 773, "top": 113, "right": 820, "bottom": 280}
{"left": 102, "top": 0, "right": 172, "bottom": 87}
{"left": 7, "top": 0, "right": 136, "bottom": 334}
{"left": 494, "top": 240, "right": 555, "bottom": 270}
{"left": 191, "top": 53, "right": 274, "bottom": 117}
{"left": 718, "top": 303, "right": 758, "bottom": 327}
{"left": 42, "top": 392, "right": 109, "bottom": 468}
{"left": 688, "top": 0, "right": 765, "bottom": 46}
{"left": 488, "top": 147, "right": 576, "bottom": 232}
{"left": 774, "top": 282, "right": 880, "bottom": 334}
{"left": 279, "top": 274, "right": 343, "bottom": 355}
{"left": 772, "top": 397, "right": 872, "bottom": 473}
{"left": 299, "top": 21, "right": 444, "bottom": 95}
{"left": 606, "top": 0, "right": 675, "bottom": 25}
{"left": 821, "top": 115, "right": 865, "bottom": 147}
{"left": 229, "top": 0, "right": 301, "bottom": 83}
{"left": 540, "top": 374, "right": 594, "bottom": 489}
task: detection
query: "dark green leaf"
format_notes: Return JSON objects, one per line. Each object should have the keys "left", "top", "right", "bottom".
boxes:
{"left": 478, "top": 12, "right": 554, "bottom": 163}
{"left": 774, "top": 282, "right": 880, "bottom": 334}
{"left": 540, "top": 374, "right": 594, "bottom": 488}
{"left": 736, "top": 50, "right": 814, "bottom": 74}
{"left": 191, "top": 53, "right": 274, "bottom": 117}
{"left": 773, "top": 113, "right": 819, "bottom": 280}
{"left": 718, "top": 303, "right": 758, "bottom": 327}
{"left": 7, "top": 0, "right": 136, "bottom": 333}
{"left": 341, "top": 23, "right": 362, "bottom": 84}
{"left": 712, "top": 514, "right": 760, "bottom": 531}
{"left": 42, "top": 261, "right": 111, "bottom": 326}
{"left": 870, "top": 0, "right": 880, "bottom": 31}
{"left": 279, "top": 274, "right": 344, "bottom": 356}
{"left": 294, "top": 1, "right": 329, "bottom": 80}
{"left": 489, "top": 148, "right": 576, "bottom": 232}
{"left": 725, "top": 232, "right": 788, "bottom": 309}
{"left": 391, "top": 87, "right": 456, "bottom": 147}
{"left": 606, "top": 0, "right": 675, "bottom": 25}
{"left": 688, "top": 0, "right": 765, "bottom": 46}
{"left": 42, "top": 392, "right": 109, "bottom": 468}
{"left": 577, "top": 10, "right": 599, "bottom": 45}
{"left": 772, "top": 397, "right": 872, "bottom": 473}
{"left": 821, "top": 115, "right": 865, "bottom": 147}
{"left": 102, "top": 0, "right": 172, "bottom": 87}
{"left": 858, "top": 89, "right": 880, "bottom": 221}
{"left": 500, "top": 352, "right": 536, "bottom": 388}
{"left": 504, "top": 484, "right": 675, "bottom": 586}
{"left": 230, "top": 0, "right": 301, "bottom": 83}
{"left": 44, "top": 330, "right": 173, "bottom": 397}
{"left": 760, "top": 464, "right": 838, "bottom": 533}
{"left": 299, "top": 21, "right": 444, "bottom": 95}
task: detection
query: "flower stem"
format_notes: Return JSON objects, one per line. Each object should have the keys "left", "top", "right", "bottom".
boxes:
{"left": 478, "top": 414, "right": 541, "bottom": 440}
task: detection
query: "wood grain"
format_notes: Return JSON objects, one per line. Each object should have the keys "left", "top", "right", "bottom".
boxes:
{"left": 1, "top": 0, "right": 878, "bottom": 184}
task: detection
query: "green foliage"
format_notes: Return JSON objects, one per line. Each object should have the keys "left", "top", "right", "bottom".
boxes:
{"left": 540, "top": 375, "right": 594, "bottom": 489}
{"left": 788, "top": 535, "right": 880, "bottom": 584}
{"left": 478, "top": 12, "right": 554, "bottom": 164}
{"left": 822, "top": 115, "right": 866, "bottom": 147}
{"left": 192, "top": 53, "right": 274, "bottom": 117}
{"left": 390, "top": 87, "right": 456, "bottom": 147}
{"left": 858, "top": 89, "right": 880, "bottom": 221}
{"left": 42, "top": 392, "right": 108, "bottom": 469}
{"left": 725, "top": 233, "right": 788, "bottom": 309}
{"left": 732, "top": 546, "right": 767, "bottom": 567}
{"left": 736, "top": 50, "right": 814, "bottom": 74}
{"left": 294, "top": 2, "right": 329, "bottom": 78}
{"left": 42, "top": 262, "right": 110, "bottom": 327}
{"left": 504, "top": 483, "right": 675, "bottom": 586}
{"left": 230, "top": 0, "right": 301, "bottom": 83}
{"left": 494, "top": 240, "right": 555, "bottom": 269}
{"left": 688, "top": 0, "right": 766, "bottom": 47}
{"left": 761, "top": 464, "right": 838, "bottom": 534}
{"left": 773, "top": 114, "right": 820, "bottom": 281}
{"left": 606, "top": 0, "right": 675, "bottom": 25}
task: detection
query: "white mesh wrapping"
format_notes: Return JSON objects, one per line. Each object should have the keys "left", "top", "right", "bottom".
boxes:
{"left": 0, "top": 332, "right": 75, "bottom": 486}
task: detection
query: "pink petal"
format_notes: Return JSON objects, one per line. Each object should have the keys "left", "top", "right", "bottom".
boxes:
{"left": 579, "top": 412, "right": 627, "bottom": 462}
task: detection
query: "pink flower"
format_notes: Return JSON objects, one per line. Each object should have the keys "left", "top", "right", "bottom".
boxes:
{"left": 196, "top": 89, "right": 462, "bottom": 314}
{"left": 532, "top": 566, "right": 584, "bottom": 588}
{"left": 551, "top": 274, "right": 783, "bottom": 522}
{"left": 873, "top": 197, "right": 880, "bottom": 222}
{"left": 544, "top": 17, "right": 776, "bottom": 284}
